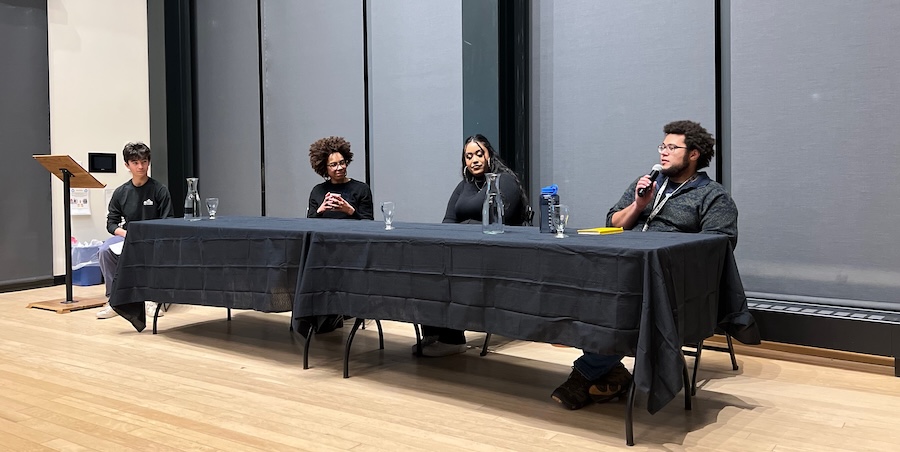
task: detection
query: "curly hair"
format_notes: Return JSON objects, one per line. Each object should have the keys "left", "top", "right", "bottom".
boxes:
{"left": 663, "top": 120, "right": 716, "bottom": 169}
{"left": 309, "top": 136, "right": 353, "bottom": 178}
{"left": 122, "top": 142, "right": 151, "bottom": 163}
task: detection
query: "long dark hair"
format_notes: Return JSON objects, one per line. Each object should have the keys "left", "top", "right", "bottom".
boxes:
{"left": 461, "top": 134, "right": 530, "bottom": 225}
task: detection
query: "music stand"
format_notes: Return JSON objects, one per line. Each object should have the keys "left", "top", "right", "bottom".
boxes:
{"left": 31, "top": 155, "right": 107, "bottom": 311}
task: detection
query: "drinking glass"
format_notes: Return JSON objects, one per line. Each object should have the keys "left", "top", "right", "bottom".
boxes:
{"left": 553, "top": 204, "right": 569, "bottom": 238}
{"left": 381, "top": 201, "right": 395, "bottom": 230}
{"left": 206, "top": 197, "right": 219, "bottom": 220}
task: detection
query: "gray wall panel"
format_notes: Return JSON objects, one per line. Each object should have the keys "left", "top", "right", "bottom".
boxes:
{"left": 462, "top": 0, "right": 499, "bottom": 146}
{"left": 530, "top": 0, "right": 716, "bottom": 229}
{"left": 730, "top": 0, "right": 900, "bottom": 307}
{"left": 262, "top": 0, "right": 366, "bottom": 218}
{"left": 194, "top": 0, "right": 262, "bottom": 216}
{"left": 0, "top": 0, "right": 52, "bottom": 286}
{"left": 368, "top": 0, "right": 463, "bottom": 223}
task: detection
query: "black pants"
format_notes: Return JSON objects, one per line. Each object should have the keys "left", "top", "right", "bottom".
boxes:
{"left": 296, "top": 314, "right": 344, "bottom": 338}
{"left": 421, "top": 326, "right": 466, "bottom": 344}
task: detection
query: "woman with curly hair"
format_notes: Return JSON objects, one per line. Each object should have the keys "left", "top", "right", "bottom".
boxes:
{"left": 300, "top": 136, "right": 374, "bottom": 337}
{"left": 415, "top": 134, "right": 529, "bottom": 357}
{"left": 307, "top": 136, "right": 374, "bottom": 220}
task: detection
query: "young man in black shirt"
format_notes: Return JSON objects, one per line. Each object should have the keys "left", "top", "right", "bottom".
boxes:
{"left": 96, "top": 142, "right": 173, "bottom": 319}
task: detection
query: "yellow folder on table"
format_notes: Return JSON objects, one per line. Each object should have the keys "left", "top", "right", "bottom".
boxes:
{"left": 576, "top": 227, "right": 624, "bottom": 235}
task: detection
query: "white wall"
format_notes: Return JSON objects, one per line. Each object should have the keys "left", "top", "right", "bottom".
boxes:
{"left": 48, "top": 0, "right": 150, "bottom": 274}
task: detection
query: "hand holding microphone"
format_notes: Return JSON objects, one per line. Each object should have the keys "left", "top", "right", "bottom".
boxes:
{"left": 637, "top": 164, "right": 663, "bottom": 197}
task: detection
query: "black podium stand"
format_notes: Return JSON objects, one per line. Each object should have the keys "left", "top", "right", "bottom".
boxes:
{"left": 30, "top": 155, "right": 107, "bottom": 312}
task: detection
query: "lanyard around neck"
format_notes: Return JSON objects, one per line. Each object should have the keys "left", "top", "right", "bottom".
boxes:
{"left": 641, "top": 176, "right": 695, "bottom": 232}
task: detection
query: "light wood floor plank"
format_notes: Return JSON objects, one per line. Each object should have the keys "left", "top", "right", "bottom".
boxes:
{"left": 2, "top": 285, "right": 900, "bottom": 451}
{"left": 0, "top": 416, "right": 59, "bottom": 449}
{"left": 0, "top": 430, "right": 56, "bottom": 452}
{"left": 41, "top": 438, "right": 94, "bottom": 452}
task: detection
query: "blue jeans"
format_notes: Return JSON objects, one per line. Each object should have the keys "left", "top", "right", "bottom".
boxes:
{"left": 574, "top": 352, "right": 624, "bottom": 381}
{"left": 99, "top": 235, "right": 125, "bottom": 298}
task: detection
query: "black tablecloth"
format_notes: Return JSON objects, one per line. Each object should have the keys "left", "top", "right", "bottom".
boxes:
{"left": 108, "top": 216, "right": 759, "bottom": 414}
{"left": 292, "top": 221, "right": 759, "bottom": 414}
{"left": 109, "top": 217, "right": 323, "bottom": 331}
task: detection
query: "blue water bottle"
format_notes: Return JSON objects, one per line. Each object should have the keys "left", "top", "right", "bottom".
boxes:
{"left": 539, "top": 184, "right": 559, "bottom": 233}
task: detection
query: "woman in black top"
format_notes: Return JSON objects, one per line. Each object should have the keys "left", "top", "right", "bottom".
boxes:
{"left": 418, "top": 134, "right": 529, "bottom": 357}
{"left": 307, "top": 136, "right": 374, "bottom": 220}
{"left": 302, "top": 136, "right": 373, "bottom": 336}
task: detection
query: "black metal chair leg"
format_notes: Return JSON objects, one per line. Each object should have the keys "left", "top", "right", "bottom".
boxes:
{"left": 375, "top": 320, "right": 384, "bottom": 349}
{"left": 682, "top": 353, "right": 692, "bottom": 410}
{"left": 413, "top": 324, "right": 423, "bottom": 356}
{"left": 343, "top": 318, "right": 365, "bottom": 378}
{"left": 726, "top": 332, "right": 738, "bottom": 370}
{"left": 227, "top": 307, "right": 232, "bottom": 321}
{"left": 152, "top": 303, "right": 161, "bottom": 334}
{"left": 480, "top": 333, "right": 491, "bottom": 356}
{"left": 691, "top": 339, "right": 704, "bottom": 396}
{"left": 625, "top": 377, "right": 637, "bottom": 446}
{"left": 303, "top": 324, "right": 314, "bottom": 370}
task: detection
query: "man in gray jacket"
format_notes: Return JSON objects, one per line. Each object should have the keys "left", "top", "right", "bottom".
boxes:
{"left": 552, "top": 120, "right": 738, "bottom": 410}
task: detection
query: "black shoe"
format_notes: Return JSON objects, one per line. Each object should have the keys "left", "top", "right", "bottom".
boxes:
{"left": 588, "top": 362, "right": 632, "bottom": 403}
{"left": 551, "top": 369, "right": 595, "bottom": 410}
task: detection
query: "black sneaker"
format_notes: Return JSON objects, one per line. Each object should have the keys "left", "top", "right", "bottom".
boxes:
{"left": 551, "top": 369, "right": 595, "bottom": 410}
{"left": 588, "top": 362, "right": 632, "bottom": 403}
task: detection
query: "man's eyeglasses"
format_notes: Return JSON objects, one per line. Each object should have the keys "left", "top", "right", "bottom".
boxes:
{"left": 327, "top": 160, "right": 348, "bottom": 169}
{"left": 657, "top": 144, "right": 688, "bottom": 154}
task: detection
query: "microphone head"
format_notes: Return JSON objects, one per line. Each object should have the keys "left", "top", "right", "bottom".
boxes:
{"left": 651, "top": 164, "right": 663, "bottom": 172}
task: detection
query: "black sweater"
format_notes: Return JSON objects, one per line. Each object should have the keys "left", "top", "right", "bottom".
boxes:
{"left": 106, "top": 178, "right": 173, "bottom": 234}
{"left": 443, "top": 173, "right": 524, "bottom": 225}
{"left": 307, "top": 179, "right": 374, "bottom": 220}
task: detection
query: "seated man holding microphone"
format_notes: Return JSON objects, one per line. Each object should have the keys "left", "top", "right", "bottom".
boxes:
{"left": 552, "top": 120, "right": 739, "bottom": 410}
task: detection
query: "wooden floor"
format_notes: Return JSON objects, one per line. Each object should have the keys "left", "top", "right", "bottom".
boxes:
{"left": 2, "top": 285, "right": 899, "bottom": 451}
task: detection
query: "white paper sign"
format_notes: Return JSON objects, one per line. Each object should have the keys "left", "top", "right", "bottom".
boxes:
{"left": 70, "top": 188, "right": 91, "bottom": 216}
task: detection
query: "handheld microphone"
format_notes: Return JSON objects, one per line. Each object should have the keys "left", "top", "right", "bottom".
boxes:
{"left": 637, "top": 164, "right": 663, "bottom": 197}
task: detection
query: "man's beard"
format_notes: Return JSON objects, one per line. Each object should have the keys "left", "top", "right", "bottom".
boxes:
{"left": 662, "top": 153, "right": 691, "bottom": 180}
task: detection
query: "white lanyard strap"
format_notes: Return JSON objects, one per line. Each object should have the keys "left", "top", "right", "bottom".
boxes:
{"left": 641, "top": 176, "right": 694, "bottom": 232}
{"left": 642, "top": 179, "right": 669, "bottom": 232}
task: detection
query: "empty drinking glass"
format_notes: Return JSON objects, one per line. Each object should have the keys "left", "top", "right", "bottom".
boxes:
{"left": 553, "top": 204, "right": 569, "bottom": 238}
{"left": 206, "top": 197, "right": 219, "bottom": 220}
{"left": 381, "top": 201, "right": 395, "bottom": 230}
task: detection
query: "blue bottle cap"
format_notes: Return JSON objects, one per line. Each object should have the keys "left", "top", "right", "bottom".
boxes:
{"left": 540, "top": 184, "right": 558, "bottom": 196}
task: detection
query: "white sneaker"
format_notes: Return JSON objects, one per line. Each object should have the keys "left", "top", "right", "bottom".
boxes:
{"left": 96, "top": 303, "right": 118, "bottom": 319}
{"left": 411, "top": 335, "right": 439, "bottom": 354}
{"left": 145, "top": 301, "right": 165, "bottom": 318}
